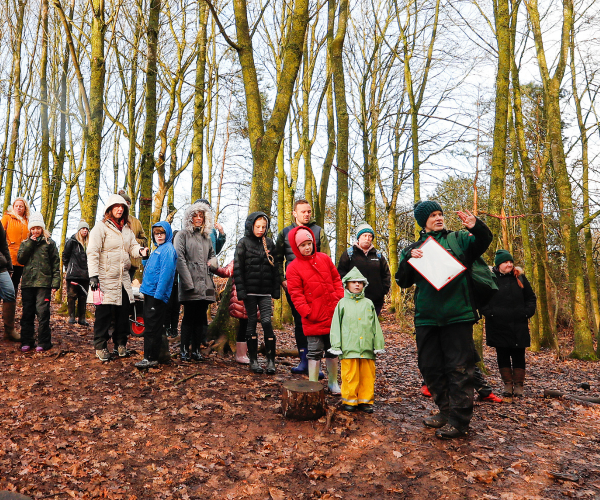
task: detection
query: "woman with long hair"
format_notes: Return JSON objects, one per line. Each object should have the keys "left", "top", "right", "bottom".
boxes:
{"left": 62, "top": 220, "right": 91, "bottom": 326}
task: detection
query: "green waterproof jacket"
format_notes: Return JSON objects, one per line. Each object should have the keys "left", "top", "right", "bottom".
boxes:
{"left": 395, "top": 218, "right": 493, "bottom": 327}
{"left": 17, "top": 237, "right": 61, "bottom": 289}
{"left": 329, "top": 268, "right": 385, "bottom": 360}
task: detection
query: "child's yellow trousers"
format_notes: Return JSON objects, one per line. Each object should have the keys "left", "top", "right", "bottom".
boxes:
{"left": 340, "top": 358, "right": 376, "bottom": 406}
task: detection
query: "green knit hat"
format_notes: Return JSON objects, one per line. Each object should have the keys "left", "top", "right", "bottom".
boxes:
{"left": 414, "top": 200, "right": 443, "bottom": 229}
{"left": 356, "top": 221, "right": 375, "bottom": 240}
{"left": 494, "top": 249, "right": 513, "bottom": 267}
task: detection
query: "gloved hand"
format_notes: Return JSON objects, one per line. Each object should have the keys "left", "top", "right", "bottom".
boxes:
{"left": 328, "top": 348, "right": 343, "bottom": 356}
{"left": 90, "top": 276, "right": 100, "bottom": 291}
{"left": 374, "top": 349, "right": 386, "bottom": 355}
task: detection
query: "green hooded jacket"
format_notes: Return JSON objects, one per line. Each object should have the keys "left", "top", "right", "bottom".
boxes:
{"left": 395, "top": 218, "right": 493, "bottom": 327}
{"left": 329, "top": 268, "right": 385, "bottom": 360}
{"left": 17, "top": 236, "right": 61, "bottom": 289}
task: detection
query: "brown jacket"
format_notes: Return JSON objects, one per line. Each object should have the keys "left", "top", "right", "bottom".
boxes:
{"left": 1, "top": 202, "right": 30, "bottom": 268}
{"left": 128, "top": 214, "right": 147, "bottom": 270}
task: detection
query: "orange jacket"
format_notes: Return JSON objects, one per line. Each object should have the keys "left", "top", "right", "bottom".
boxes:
{"left": 2, "top": 211, "right": 29, "bottom": 268}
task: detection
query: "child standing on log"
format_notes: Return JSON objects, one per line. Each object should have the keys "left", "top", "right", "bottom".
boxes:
{"left": 233, "top": 212, "right": 280, "bottom": 374}
{"left": 286, "top": 226, "right": 344, "bottom": 393}
{"left": 328, "top": 268, "right": 385, "bottom": 413}
{"left": 17, "top": 212, "right": 60, "bottom": 352}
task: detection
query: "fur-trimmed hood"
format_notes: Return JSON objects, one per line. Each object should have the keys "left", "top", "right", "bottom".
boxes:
{"left": 5, "top": 197, "right": 31, "bottom": 223}
{"left": 182, "top": 201, "right": 214, "bottom": 237}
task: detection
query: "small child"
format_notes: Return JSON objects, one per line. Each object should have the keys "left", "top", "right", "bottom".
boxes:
{"left": 233, "top": 212, "right": 280, "bottom": 374}
{"left": 135, "top": 222, "right": 178, "bottom": 368}
{"left": 286, "top": 226, "right": 344, "bottom": 392}
{"left": 17, "top": 212, "right": 60, "bottom": 352}
{"left": 328, "top": 268, "right": 385, "bottom": 413}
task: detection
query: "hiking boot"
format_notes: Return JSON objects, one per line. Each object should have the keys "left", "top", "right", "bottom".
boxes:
{"left": 191, "top": 349, "right": 206, "bottom": 362}
{"left": 341, "top": 404, "right": 356, "bottom": 412}
{"left": 420, "top": 384, "right": 432, "bottom": 397}
{"left": 78, "top": 319, "right": 90, "bottom": 327}
{"left": 135, "top": 359, "right": 159, "bottom": 369}
{"left": 423, "top": 413, "right": 448, "bottom": 428}
{"left": 96, "top": 349, "right": 110, "bottom": 362}
{"left": 357, "top": 404, "right": 374, "bottom": 414}
{"left": 435, "top": 424, "right": 468, "bottom": 440}
{"left": 480, "top": 392, "right": 502, "bottom": 403}
{"left": 117, "top": 345, "right": 129, "bottom": 358}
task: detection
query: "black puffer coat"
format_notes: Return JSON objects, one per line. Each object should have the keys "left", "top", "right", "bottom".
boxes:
{"left": 62, "top": 234, "right": 89, "bottom": 281}
{"left": 482, "top": 267, "right": 536, "bottom": 348}
{"left": 233, "top": 212, "right": 280, "bottom": 301}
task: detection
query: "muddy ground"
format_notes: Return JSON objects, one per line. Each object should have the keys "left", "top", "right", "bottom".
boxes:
{"left": 1, "top": 304, "right": 599, "bottom": 500}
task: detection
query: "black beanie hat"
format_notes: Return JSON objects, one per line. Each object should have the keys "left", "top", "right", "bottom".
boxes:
{"left": 414, "top": 200, "right": 443, "bottom": 229}
{"left": 494, "top": 249, "right": 513, "bottom": 267}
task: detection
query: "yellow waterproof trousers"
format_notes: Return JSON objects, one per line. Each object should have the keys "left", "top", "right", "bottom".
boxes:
{"left": 341, "top": 358, "right": 376, "bottom": 406}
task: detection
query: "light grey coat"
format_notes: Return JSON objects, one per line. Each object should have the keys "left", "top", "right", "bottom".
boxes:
{"left": 175, "top": 201, "right": 218, "bottom": 302}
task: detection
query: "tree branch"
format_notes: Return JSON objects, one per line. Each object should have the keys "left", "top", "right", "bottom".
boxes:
{"left": 203, "top": 0, "right": 241, "bottom": 52}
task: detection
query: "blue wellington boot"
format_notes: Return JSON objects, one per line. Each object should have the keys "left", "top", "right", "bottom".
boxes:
{"left": 291, "top": 348, "right": 325, "bottom": 379}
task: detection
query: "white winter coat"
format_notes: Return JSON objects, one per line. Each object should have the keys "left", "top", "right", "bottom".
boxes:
{"left": 87, "top": 194, "right": 143, "bottom": 305}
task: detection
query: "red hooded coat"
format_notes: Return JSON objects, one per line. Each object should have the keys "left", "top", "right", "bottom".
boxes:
{"left": 286, "top": 226, "right": 344, "bottom": 336}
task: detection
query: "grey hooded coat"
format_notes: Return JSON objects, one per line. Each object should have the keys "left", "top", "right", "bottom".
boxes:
{"left": 174, "top": 201, "right": 218, "bottom": 302}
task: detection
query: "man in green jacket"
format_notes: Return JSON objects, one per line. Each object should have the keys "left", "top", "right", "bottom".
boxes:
{"left": 395, "top": 201, "right": 492, "bottom": 439}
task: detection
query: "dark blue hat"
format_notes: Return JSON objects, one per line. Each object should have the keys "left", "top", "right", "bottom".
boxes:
{"left": 414, "top": 200, "right": 443, "bottom": 229}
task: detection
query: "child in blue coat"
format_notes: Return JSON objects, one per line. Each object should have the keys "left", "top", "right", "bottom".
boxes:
{"left": 136, "top": 221, "right": 178, "bottom": 368}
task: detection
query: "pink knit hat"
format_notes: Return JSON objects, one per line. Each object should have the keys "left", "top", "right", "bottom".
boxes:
{"left": 295, "top": 228, "right": 314, "bottom": 247}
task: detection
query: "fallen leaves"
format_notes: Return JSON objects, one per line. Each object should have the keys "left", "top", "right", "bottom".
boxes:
{"left": 465, "top": 468, "right": 503, "bottom": 484}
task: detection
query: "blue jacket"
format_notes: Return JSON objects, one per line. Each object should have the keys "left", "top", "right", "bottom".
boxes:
{"left": 140, "top": 221, "right": 178, "bottom": 303}
{"left": 210, "top": 227, "right": 226, "bottom": 255}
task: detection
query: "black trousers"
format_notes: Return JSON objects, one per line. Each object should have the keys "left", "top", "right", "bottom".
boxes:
{"left": 181, "top": 300, "right": 210, "bottom": 351}
{"left": 285, "top": 288, "right": 306, "bottom": 349}
{"left": 11, "top": 266, "right": 24, "bottom": 296}
{"left": 243, "top": 296, "right": 275, "bottom": 342}
{"left": 21, "top": 287, "right": 52, "bottom": 349}
{"left": 93, "top": 287, "right": 130, "bottom": 350}
{"left": 416, "top": 322, "right": 476, "bottom": 432}
{"left": 143, "top": 294, "right": 167, "bottom": 361}
{"left": 164, "top": 281, "right": 180, "bottom": 333}
{"left": 495, "top": 347, "right": 526, "bottom": 370}
{"left": 67, "top": 279, "right": 89, "bottom": 318}
{"left": 237, "top": 318, "right": 248, "bottom": 342}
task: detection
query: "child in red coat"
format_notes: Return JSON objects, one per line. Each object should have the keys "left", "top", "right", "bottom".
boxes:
{"left": 286, "top": 226, "right": 344, "bottom": 393}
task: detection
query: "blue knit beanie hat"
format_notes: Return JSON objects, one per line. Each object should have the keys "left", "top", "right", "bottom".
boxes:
{"left": 414, "top": 200, "right": 443, "bottom": 229}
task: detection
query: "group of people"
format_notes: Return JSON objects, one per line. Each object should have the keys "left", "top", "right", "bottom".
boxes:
{"left": 0, "top": 194, "right": 537, "bottom": 439}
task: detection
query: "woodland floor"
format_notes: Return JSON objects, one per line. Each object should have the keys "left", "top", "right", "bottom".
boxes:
{"left": 1, "top": 302, "right": 600, "bottom": 500}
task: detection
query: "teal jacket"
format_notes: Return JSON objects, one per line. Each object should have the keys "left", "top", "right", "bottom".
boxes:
{"left": 329, "top": 268, "right": 384, "bottom": 360}
{"left": 395, "top": 218, "right": 492, "bottom": 327}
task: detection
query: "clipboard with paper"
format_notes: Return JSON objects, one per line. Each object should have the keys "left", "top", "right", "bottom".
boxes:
{"left": 408, "top": 236, "right": 467, "bottom": 290}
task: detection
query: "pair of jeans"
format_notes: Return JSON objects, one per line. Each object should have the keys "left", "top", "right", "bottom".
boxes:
{"left": 495, "top": 347, "right": 526, "bottom": 369}
{"left": 21, "top": 287, "right": 52, "bottom": 348}
{"left": 180, "top": 300, "right": 210, "bottom": 351}
{"left": 0, "top": 271, "right": 16, "bottom": 302}
{"left": 143, "top": 294, "right": 167, "bottom": 361}
{"left": 416, "top": 322, "right": 476, "bottom": 432}
{"left": 93, "top": 287, "right": 130, "bottom": 350}
{"left": 243, "top": 295, "right": 275, "bottom": 343}
{"left": 285, "top": 288, "right": 307, "bottom": 349}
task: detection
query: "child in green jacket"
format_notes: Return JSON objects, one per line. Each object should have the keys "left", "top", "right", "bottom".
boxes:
{"left": 329, "top": 267, "right": 385, "bottom": 413}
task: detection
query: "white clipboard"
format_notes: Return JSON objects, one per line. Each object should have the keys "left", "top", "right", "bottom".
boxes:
{"left": 408, "top": 236, "right": 467, "bottom": 290}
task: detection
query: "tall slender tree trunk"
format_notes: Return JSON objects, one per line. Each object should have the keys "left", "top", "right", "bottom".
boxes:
{"left": 138, "top": 0, "right": 161, "bottom": 232}
{"left": 4, "top": 0, "right": 26, "bottom": 211}
{"left": 40, "top": 0, "right": 51, "bottom": 220}
{"left": 191, "top": 2, "right": 209, "bottom": 201}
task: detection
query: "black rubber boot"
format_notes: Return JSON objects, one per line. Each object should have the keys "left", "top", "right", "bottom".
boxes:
{"left": 77, "top": 298, "right": 89, "bottom": 326}
{"left": 67, "top": 298, "right": 76, "bottom": 324}
{"left": 180, "top": 325, "right": 191, "bottom": 362}
{"left": 247, "top": 338, "right": 263, "bottom": 374}
{"left": 265, "top": 337, "right": 276, "bottom": 375}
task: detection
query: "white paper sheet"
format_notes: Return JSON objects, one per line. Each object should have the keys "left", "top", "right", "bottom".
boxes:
{"left": 408, "top": 236, "right": 467, "bottom": 290}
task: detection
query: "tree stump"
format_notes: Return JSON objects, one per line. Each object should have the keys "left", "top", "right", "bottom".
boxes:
{"left": 281, "top": 380, "right": 325, "bottom": 420}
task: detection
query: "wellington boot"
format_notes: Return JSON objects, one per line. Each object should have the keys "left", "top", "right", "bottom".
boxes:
{"left": 265, "top": 338, "right": 276, "bottom": 375}
{"left": 67, "top": 298, "right": 76, "bottom": 324}
{"left": 291, "top": 348, "right": 308, "bottom": 374}
{"left": 248, "top": 338, "right": 263, "bottom": 374}
{"left": 325, "top": 358, "right": 341, "bottom": 395}
{"left": 308, "top": 360, "right": 320, "bottom": 382}
{"left": 513, "top": 368, "right": 525, "bottom": 398}
{"left": 499, "top": 367, "right": 513, "bottom": 402}
{"left": 77, "top": 299, "right": 89, "bottom": 326}
{"left": 3, "top": 302, "right": 20, "bottom": 342}
{"left": 235, "top": 342, "right": 250, "bottom": 364}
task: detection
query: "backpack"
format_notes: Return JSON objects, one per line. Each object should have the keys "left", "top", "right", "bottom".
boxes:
{"left": 446, "top": 231, "right": 498, "bottom": 313}
{"left": 347, "top": 246, "right": 382, "bottom": 260}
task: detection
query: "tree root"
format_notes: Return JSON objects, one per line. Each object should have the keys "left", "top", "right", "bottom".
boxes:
{"left": 323, "top": 405, "right": 336, "bottom": 433}
{"left": 174, "top": 372, "right": 202, "bottom": 386}
{"left": 543, "top": 389, "right": 600, "bottom": 404}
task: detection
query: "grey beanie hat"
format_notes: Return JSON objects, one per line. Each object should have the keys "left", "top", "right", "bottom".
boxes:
{"left": 117, "top": 189, "right": 132, "bottom": 205}
{"left": 78, "top": 219, "right": 90, "bottom": 231}
{"left": 414, "top": 200, "right": 443, "bottom": 229}
{"left": 356, "top": 221, "right": 375, "bottom": 240}
{"left": 28, "top": 212, "right": 46, "bottom": 231}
